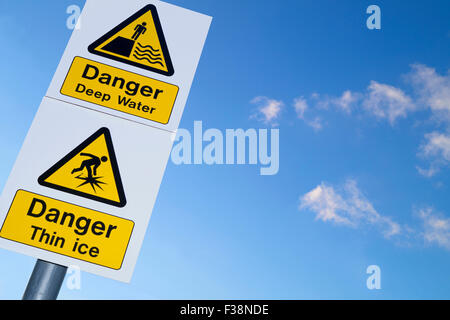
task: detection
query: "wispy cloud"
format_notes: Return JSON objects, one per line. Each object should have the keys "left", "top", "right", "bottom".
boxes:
{"left": 292, "top": 64, "right": 450, "bottom": 177}
{"left": 406, "top": 64, "right": 450, "bottom": 123}
{"left": 302, "top": 82, "right": 415, "bottom": 124}
{"left": 306, "top": 117, "right": 324, "bottom": 132}
{"left": 407, "top": 64, "right": 450, "bottom": 176}
{"left": 415, "top": 165, "right": 440, "bottom": 178}
{"left": 293, "top": 97, "right": 324, "bottom": 131}
{"left": 250, "top": 96, "right": 283, "bottom": 126}
{"left": 332, "top": 90, "right": 360, "bottom": 114}
{"left": 417, "top": 132, "right": 450, "bottom": 177}
{"left": 299, "top": 180, "right": 450, "bottom": 250}
{"left": 299, "top": 179, "right": 401, "bottom": 238}
{"left": 417, "top": 207, "right": 450, "bottom": 249}
{"left": 251, "top": 65, "right": 449, "bottom": 174}
{"left": 363, "top": 81, "right": 415, "bottom": 124}
{"left": 293, "top": 97, "right": 308, "bottom": 119}
{"left": 421, "top": 132, "right": 450, "bottom": 161}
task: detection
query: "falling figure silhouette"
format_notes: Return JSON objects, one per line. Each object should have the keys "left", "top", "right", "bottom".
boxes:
{"left": 71, "top": 153, "right": 108, "bottom": 179}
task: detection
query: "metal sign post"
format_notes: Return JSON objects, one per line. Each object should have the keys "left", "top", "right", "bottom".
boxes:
{"left": 22, "top": 260, "right": 67, "bottom": 300}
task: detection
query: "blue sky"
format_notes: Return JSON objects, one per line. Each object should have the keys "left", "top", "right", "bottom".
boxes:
{"left": 0, "top": 0, "right": 449, "bottom": 299}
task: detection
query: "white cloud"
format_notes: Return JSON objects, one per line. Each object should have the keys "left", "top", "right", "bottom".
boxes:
{"left": 310, "top": 92, "right": 331, "bottom": 110}
{"left": 362, "top": 81, "right": 415, "bottom": 124}
{"left": 296, "top": 64, "right": 448, "bottom": 127}
{"left": 417, "top": 207, "right": 450, "bottom": 249}
{"left": 300, "top": 180, "right": 450, "bottom": 250}
{"left": 299, "top": 183, "right": 351, "bottom": 225}
{"left": 407, "top": 65, "right": 450, "bottom": 176}
{"left": 417, "top": 132, "right": 450, "bottom": 177}
{"left": 306, "top": 117, "right": 324, "bottom": 132}
{"left": 250, "top": 96, "right": 284, "bottom": 126}
{"left": 332, "top": 90, "right": 360, "bottom": 114}
{"left": 293, "top": 64, "right": 450, "bottom": 176}
{"left": 292, "top": 97, "right": 324, "bottom": 131}
{"left": 299, "top": 179, "right": 401, "bottom": 238}
{"left": 293, "top": 97, "right": 308, "bottom": 119}
{"left": 302, "top": 82, "right": 415, "bottom": 124}
{"left": 407, "top": 64, "right": 450, "bottom": 123}
{"left": 416, "top": 165, "right": 440, "bottom": 178}
{"left": 421, "top": 132, "right": 450, "bottom": 161}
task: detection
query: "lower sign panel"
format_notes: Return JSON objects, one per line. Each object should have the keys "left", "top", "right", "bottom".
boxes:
{"left": 0, "top": 97, "right": 175, "bottom": 282}
{"left": 0, "top": 190, "right": 134, "bottom": 270}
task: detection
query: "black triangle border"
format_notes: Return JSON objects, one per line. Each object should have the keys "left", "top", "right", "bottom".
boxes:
{"left": 38, "top": 128, "right": 127, "bottom": 208}
{"left": 87, "top": 4, "right": 174, "bottom": 77}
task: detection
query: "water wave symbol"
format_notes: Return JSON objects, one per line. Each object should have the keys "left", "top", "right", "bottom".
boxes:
{"left": 137, "top": 42, "right": 160, "bottom": 53}
{"left": 134, "top": 50, "right": 163, "bottom": 62}
{"left": 133, "top": 42, "right": 164, "bottom": 67}
{"left": 132, "top": 54, "right": 164, "bottom": 67}
{"left": 135, "top": 46, "right": 162, "bottom": 58}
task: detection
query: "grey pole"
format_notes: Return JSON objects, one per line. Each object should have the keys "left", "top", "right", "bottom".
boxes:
{"left": 22, "top": 259, "right": 67, "bottom": 300}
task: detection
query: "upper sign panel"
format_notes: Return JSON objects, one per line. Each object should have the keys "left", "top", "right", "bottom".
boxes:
{"left": 46, "top": 0, "right": 211, "bottom": 132}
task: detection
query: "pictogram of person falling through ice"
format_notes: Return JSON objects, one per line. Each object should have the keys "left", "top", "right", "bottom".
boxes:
{"left": 71, "top": 153, "right": 108, "bottom": 191}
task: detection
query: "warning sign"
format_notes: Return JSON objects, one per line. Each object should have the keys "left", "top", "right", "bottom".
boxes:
{"left": 88, "top": 4, "right": 174, "bottom": 76}
{"left": 61, "top": 57, "right": 179, "bottom": 124}
{"left": 0, "top": 190, "right": 134, "bottom": 269}
{"left": 0, "top": 0, "right": 212, "bottom": 282}
{"left": 38, "top": 128, "right": 126, "bottom": 208}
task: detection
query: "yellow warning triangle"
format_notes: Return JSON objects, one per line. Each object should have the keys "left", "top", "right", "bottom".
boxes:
{"left": 88, "top": 4, "right": 174, "bottom": 76}
{"left": 38, "top": 128, "right": 126, "bottom": 208}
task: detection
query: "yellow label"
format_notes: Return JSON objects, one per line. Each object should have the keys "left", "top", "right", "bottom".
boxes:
{"left": 61, "top": 57, "right": 179, "bottom": 124}
{"left": 0, "top": 190, "right": 134, "bottom": 270}
{"left": 38, "top": 128, "right": 126, "bottom": 208}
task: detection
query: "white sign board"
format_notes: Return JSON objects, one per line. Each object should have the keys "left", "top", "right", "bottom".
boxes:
{"left": 0, "top": 0, "right": 211, "bottom": 282}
